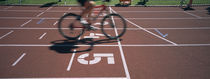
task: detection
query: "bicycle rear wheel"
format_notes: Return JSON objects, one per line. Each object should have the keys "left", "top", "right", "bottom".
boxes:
{"left": 58, "top": 13, "right": 85, "bottom": 40}
{"left": 101, "top": 13, "right": 126, "bottom": 39}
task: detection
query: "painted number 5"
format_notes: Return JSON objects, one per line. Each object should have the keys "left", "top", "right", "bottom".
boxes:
{"left": 77, "top": 53, "right": 115, "bottom": 65}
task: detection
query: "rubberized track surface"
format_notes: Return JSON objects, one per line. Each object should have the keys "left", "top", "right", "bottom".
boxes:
{"left": 0, "top": 6, "right": 210, "bottom": 79}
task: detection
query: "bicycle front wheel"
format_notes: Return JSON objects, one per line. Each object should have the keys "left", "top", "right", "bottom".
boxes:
{"left": 58, "top": 13, "right": 85, "bottom": 40}
{"left": 101, "top": 13, "right": 127, "bottom": 39}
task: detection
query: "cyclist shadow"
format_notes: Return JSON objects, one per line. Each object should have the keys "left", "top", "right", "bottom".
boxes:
{"left": 49, "top": 38, "right": 120, "bottom": 53}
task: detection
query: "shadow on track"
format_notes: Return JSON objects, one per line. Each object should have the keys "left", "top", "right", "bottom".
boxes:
{"left": 40, "top": 1, "right": 59, "bottom": 8}
{"left": 49, "top": 38, "right": 120, "bottom": 54}
{"left": 206, "top": 7, "right": 210, "bottom": 15}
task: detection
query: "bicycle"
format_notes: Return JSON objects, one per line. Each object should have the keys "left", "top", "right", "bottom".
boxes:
{"left": 58, "top": 0, "right": 127, "bottom": 40}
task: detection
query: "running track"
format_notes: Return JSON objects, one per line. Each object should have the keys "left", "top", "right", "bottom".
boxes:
{"left": 0, "top": 5, "right": 210, "bottom": 79}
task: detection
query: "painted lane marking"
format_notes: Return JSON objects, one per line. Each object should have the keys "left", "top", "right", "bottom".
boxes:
{"left": 184, "top": 11, "right": 202, "bottom": 19}
{"left": 154, "top": 29, "right": 168, "bottom": 38}
{"left": 36, "top": 7, "right": 52, "bottom": 17}
{"left": 39, "top": 32, "right": 47, "bottom": 40}
{"left": 1, "top": 17, "right": 210, "bottom": 20}
{"left": 0, "top": 30, "right": 14, "bottom": 39}
{"left": 53, "top": 21, "right": 58, "bottom": 26}
{"left": 0, "top": 77, "right": 127, "bottom": 79}
{"left": 2, "top": 27, "right": 210, "bottom": 30}
{"left": 20, "top": 19, "right": 32, "bottom": 27}
{"left": 77, "top": 53, "right": 115, "bottom": 65}
{"left": 110, "top": 7, "right": 131, "bottom": 79}
{"left": 37, "top": 18, "right": 45, "bottom": 24}
{"left": 36, "top": 12, "right": 45, "bottom": 17}
{"left": 12, "top": 53, "right": 26, "bottom": 66}
{"left": 111, "top": 8, "right": 178, "bottom": 46}
{"left": 2, "top": 44, "right": 210, "bottom": 47}
{"left": 67, "top": 50, "right": 76, "bottom": 71}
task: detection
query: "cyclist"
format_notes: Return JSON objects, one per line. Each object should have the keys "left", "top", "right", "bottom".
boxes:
{"left": 77, "top": 0, "right": 95, "bottom": 26}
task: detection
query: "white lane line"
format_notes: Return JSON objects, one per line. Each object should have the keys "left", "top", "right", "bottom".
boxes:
{"left": 12, "top": 53, "right": 26, "bottom": 66}
{"left": 1, "top": 17, "right": 210, "bottom": 20}
{"left": 20, "top": 19, "right": 32, "bottom": 27}
{"left": 36, "top": 7, "right": 52, "bottom": 17}
{"left": 0, "top": 44, "right": 210, "bottom": 47}
{"left": 1, "top": 27, "right": 210, "bottom": 30}
{"left": 184, "top": 11, "right": 202, "bottom": 19}
{"left": 53, "top": 21, "right": 58, "bottom": 26}
{"left": 110, "top": 8, "right": 177, "bottom": 46}
{"left": 36, "top": 12, "right": 45, "bottom": 17}
{"left": 110, "top": 7, "right": 130, "bottom": 79}
{"left": 67, "top": 50, "right": 76, "bottom": 71}
{"left": 0, "top": 30, "right": 14, "bottom": 39}
{"left": 46, "top": 7, "right": 53, "bottom": 11}
{"left": 126, "top": 19, "right": 178, "bottom": 45}
{"left": 39, "top": 32, "right": 47, "bottom": 40}
{"left": 0, "top": 77, "right": 127, "bottom": 79}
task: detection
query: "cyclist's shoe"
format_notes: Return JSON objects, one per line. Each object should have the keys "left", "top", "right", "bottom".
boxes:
{"left": 80, "top": 18, "right": 88, "bottom": 24}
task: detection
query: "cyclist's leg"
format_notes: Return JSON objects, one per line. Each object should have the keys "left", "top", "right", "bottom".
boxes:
{"left": 80, "top": 1, "right": 95, "bottom": 25}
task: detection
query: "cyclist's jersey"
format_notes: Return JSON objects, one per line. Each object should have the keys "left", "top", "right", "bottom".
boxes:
{"left": 77, "top": 0, "right": 91, "bottom": 6}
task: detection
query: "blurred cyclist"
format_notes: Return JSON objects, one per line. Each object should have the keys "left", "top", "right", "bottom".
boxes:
{"left": 77, "top": 0, "right": 95, "bottom": 26}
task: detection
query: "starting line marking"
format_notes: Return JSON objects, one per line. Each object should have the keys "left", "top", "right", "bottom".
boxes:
{"left": 110, "top": 7, "right": 130, "bottom": 79}
{"left": 0, "top": 30, "right": 14, "bottom": 39}
{"left": 1, "top": 27, "right": 210, "bottom": 30}
{"left": 20, "top": 19, "right": 32, "bottom": 27}
{"left": 12, "top": 53, "right": 26, "bottom": 66}
{"left": 110, "top": 8, "right": 177, "bottom": 46}
{"left": 39, "top": 32, "right": 47, "bottom": 40}
{"left": 0, "top": 77, "right": 127, "bottom": 79}
{"left": 0, "top": 44, "right": 210, "bottom": 47}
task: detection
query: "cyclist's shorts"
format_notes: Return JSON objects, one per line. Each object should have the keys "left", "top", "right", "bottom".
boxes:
{"left": 77, "top": 0, "right": 89, "bottom": 6}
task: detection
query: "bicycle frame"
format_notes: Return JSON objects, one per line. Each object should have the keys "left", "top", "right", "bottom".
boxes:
{"left": 90, "top": 5, "right": 108, "bottom": 21}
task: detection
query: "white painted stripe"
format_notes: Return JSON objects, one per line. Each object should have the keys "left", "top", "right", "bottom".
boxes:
{"left": 36, "top": 12, "right": 45, "bottom": 17}
{"left": 111, "top": 8, "right": 178, "bottom": 45}
{"left": 39, "top": 32, "right": 47, "bottom": 40}
{"left": 46, "top": 7, "right": 53, "bottom": 11}
{"left": 0, "top": 30, "right": 14, "bottom": 39}
{"left": 1, "top": 27, "right": 210, "bottom": 30}
{"left": 110, "top": 7, "right": 131, "bottom": 79}
{"left": 53, "top": 21, "right": 58, "bottom": 26}
{"left": 0, "top": 77, "right": 127, "bottom": 79}
{"left": 0, "top": 44, "right": 210, "bottom": 47}
{"left": 12, "top": 53, "right": 26, "bottom": 66}
{"left": 184, "top": 11, "right": 202, "bottom": 19}
{"left": 67, "top": 50, "right": 76, "bottom": 71}
{"left": 20, "top": 19, "right": 32, "bottom": 27}
{"left": 1, "top": 17, "right": 210, "bottom": 20}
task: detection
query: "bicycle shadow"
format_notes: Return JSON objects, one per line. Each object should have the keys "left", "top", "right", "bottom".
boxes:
{"left": 206, "top": 7, "right": 210, "bottom": 15}
{"left": 49, "top": 38, "right": 120, "bottom": 54}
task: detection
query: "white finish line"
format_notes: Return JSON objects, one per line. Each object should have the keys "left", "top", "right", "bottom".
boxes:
{"left": 0, "top": 77, "right": 127, "bottom": 79}
{"left": 0, "top": 44, "right": 210, "bottom": 47}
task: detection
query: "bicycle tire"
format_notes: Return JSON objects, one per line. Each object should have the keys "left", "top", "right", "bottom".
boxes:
{"left": 58, "top": 13, "right": 85, "bottom": 40}
{"left": 101, "top": 13, "right": 127, "bottom": 39}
